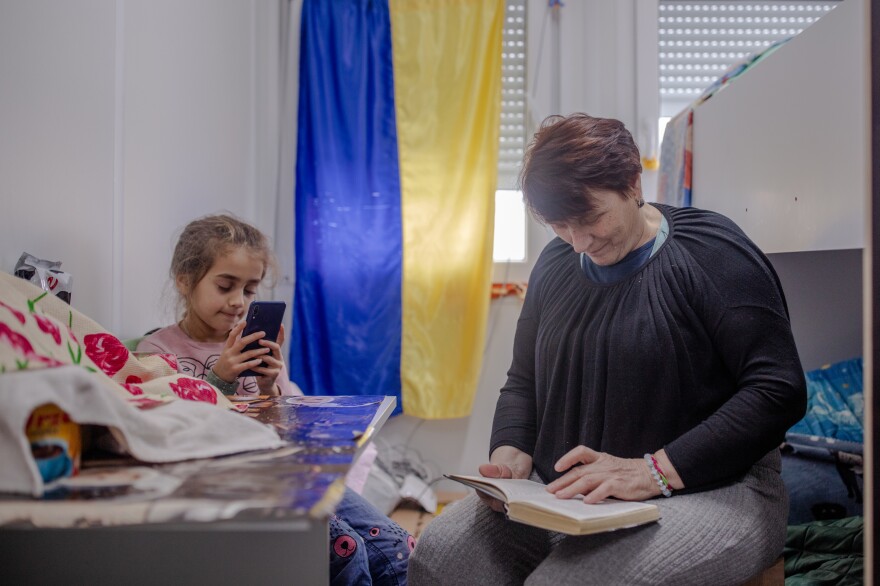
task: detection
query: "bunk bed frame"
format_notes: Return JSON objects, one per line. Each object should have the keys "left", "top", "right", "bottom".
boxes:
{"left": 662, "top": 0, "right": 872, "bottom": 580}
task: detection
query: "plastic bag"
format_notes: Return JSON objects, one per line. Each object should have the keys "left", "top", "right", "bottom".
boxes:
{"left": 14, "top": 252, "right": 73, "bottom": 304}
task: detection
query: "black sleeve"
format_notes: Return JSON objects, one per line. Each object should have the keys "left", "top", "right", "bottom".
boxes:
{"left": 488, "top": 256, "right": 545, "bottom": 458}
{"left": 665, "top": 233, "right": 807, "bottom": 487}
{"left": 666, "top": 305, "right": 807, "bottom": 487}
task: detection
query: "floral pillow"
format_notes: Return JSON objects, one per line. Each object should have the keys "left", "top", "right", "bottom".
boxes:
{"left": 0, "top": 272, "right": 230, "bottom": 410}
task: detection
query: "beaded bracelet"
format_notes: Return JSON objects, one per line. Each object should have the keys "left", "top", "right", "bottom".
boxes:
{"left": 644, "top": 453, "right": 673, "bottom": 498}
{"left": 206, "top": 368, "right": 238, "bottom": 396}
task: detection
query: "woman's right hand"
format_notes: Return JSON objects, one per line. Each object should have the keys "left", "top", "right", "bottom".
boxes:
{"left": 476, "top": 446, "right": 533, "bottom": 512}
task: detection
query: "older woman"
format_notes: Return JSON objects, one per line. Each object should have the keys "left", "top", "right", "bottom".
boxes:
{"left": 409, "top": 114, "right": 807, "bottom": 585}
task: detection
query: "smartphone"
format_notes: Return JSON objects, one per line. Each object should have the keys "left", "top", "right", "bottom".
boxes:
{"left": 239, "top": 300, "right": 286, "bottom": 377}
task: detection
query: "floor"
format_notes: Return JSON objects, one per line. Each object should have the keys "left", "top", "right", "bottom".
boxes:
{"left": 390, "top": 490, "right": 466, "bottom": 538}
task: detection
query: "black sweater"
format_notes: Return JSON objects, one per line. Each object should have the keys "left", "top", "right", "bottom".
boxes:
{"left": 490, "top": 204, "right": 807, "bottom": 489}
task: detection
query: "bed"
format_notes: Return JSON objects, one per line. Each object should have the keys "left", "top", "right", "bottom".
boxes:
{"left": 656, "top": 1, "right": 868, "bottom": 582}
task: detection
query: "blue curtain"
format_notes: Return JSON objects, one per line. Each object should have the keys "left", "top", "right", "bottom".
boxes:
{"left": 290, "top": 0, "right": 403, "bottom": 413}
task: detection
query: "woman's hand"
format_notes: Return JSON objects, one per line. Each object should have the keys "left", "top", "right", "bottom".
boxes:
{"left": 476, "top": 446, "right": 533, "bottom": 512}
{"left": 546, "top": 446, "right": 680, "bottom": 503}
{"left": 252, "top": 324, "right": 286, "bottom": 395}
{"left": 211, "top": 321, "right": 272, "bottom": 384}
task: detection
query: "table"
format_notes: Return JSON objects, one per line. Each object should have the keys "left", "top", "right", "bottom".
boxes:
{"left": 0, "top": 395, "right": 395, "bottom": 585}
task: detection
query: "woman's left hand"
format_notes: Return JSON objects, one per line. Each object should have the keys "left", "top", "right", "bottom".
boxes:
{"left": 252, "top": 324, "right": 285, "bottom": 396}
{"left": 545, "top": 446, "right": 659, "bottom": 503}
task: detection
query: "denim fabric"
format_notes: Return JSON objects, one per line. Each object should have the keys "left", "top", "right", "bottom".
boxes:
{"left": 330, "top": 488, "right": 415, "bottom": 585}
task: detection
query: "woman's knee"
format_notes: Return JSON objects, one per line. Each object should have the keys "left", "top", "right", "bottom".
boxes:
{"left": 410, "top": 495, "right": 554, "bottom": 586}
{"left": 409, "top": 497, "right": 486, "bottom": 582}
{"left": 409, "top": 503, "right": 463, "bottom": 566}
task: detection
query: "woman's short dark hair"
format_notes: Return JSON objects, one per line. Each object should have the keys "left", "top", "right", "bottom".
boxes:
{"left": 518, "top": 113, "right": 642, "bottom": 224}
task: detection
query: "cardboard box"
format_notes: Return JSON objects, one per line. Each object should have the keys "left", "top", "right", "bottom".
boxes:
{"left": 390, "top": 490, "right": 467, "bottom": 538}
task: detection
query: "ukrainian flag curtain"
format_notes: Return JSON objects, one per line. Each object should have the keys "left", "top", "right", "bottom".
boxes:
{"left": 290, "top": 0, "right": 503, "bottom": 418}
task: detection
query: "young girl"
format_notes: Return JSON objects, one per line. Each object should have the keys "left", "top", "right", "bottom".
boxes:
{"left": 137, "top": 214, "right": 293, "bottom": 397}
{"left": 138, "top": 213, "right": 413, "bottom": 585}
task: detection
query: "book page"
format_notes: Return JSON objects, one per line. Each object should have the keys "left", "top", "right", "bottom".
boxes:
{"left": 447, "top": 475, "right": 656, "bottom": 522}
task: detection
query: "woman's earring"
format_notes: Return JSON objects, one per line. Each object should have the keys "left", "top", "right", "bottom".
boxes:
{"left": 637, "top": 198, "right": 645, "bottom": 208}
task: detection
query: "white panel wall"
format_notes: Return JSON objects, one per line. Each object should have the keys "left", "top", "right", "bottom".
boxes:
{"left": 691, "top": 0, "right": 868, "bottom": 254}
{"left": 0, "top": 0, "right": 279, "bottom": 339}
{"left": 0, "top": 1, "right": 117, "bottom": 327}
{"left": 121, "top": 0, "right": 260, "bottom": 337}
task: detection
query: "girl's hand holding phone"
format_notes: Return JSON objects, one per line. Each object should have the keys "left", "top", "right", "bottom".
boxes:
{"left": 211, "top": 301, "right": 287, "bottom": 395}
{"left": 211, "top": 321, "right": 273, "bottom": 384}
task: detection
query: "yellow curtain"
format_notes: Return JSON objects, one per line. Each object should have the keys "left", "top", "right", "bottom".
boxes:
{"left": 390, "top": 0, "right": 503, "bottom": 418}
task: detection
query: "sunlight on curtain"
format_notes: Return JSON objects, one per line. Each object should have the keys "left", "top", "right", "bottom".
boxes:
{"left": 391, "top": 0, "right": 504, "bottom": 418}
{"left": 391, "top": 0, "right": 503, "bottom": 418}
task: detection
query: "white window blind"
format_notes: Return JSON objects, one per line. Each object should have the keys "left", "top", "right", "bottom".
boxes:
{"left": 498, "top": 0, "right": 527, "bottom": 191}
{"left": 659, "top": 1, "right": 839, "bottom": 117}
{"left": 494, "top": 0, "right": 528, "bottom": 263}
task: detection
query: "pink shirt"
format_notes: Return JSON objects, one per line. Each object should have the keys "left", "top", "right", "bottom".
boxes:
{"left": 136, "top": 324, "right": 301, "bottom": 397}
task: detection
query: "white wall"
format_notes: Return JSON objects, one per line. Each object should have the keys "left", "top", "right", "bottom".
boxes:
{"left": 0, "top": 0, "right": 283, "bottom": 338}
{"left": 691, "top": 0, "right": 868, "bottom": 254}
{"left": 121, "top": 0, "right": 265, "bottom": 336}
{"left": 0, "top": 0, "right": 117, "bottom": 325}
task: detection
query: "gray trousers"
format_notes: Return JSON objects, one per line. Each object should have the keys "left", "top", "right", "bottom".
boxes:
{"left": 409, "top": 451, "right": 787, "bottom": 586}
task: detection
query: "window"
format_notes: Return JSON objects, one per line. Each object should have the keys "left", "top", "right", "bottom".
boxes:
{"left": 494, "top": 0, "right": 528, "bottom": 263}
{"left": 494, "top": 189, "right": 527, "bottom": 262}
{"left": 659, "top": 1, "right": 839, "bottom": 120}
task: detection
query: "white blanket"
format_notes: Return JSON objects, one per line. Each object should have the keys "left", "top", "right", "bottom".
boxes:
{"left": 0, "top": 366, "right": 284, "bottom": 496}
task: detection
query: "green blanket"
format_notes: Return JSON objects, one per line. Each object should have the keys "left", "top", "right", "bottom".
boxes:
{"left": 784, "top": 516, "right": 863, "bottom": 585}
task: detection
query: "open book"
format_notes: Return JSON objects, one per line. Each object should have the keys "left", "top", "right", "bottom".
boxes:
{"left": 445, "top": 474, "right": 660, "bottom": 536}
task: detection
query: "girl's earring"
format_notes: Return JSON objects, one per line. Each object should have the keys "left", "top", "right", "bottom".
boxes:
{"left": 637, "top": 198, "right": 645, "bottom": 208}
